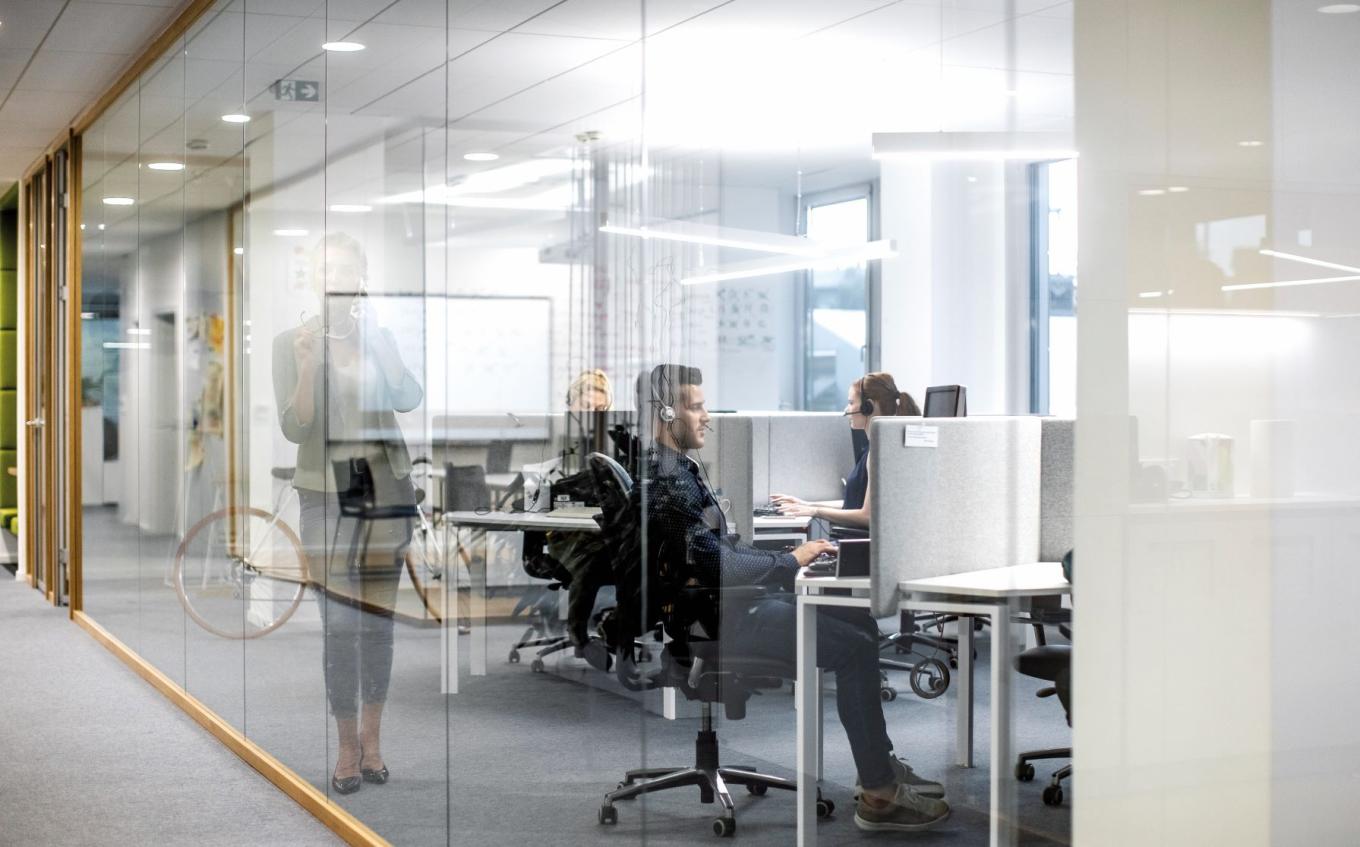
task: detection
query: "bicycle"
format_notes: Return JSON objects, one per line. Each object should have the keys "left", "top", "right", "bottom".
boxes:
{"left": 173, "top": 461, "right": 462, "bottom": 638}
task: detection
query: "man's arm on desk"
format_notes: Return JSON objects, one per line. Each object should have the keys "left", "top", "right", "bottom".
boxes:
{"left": 645, "top": 475, "right": 832, "bottom": 587}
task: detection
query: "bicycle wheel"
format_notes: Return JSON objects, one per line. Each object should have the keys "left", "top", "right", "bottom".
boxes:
{"left": 174, "top": 506, "right": 309, "bottom": 639}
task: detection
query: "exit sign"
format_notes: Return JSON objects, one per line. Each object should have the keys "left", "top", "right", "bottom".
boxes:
{"left": 272, "top": 79, "right": 320, "bottom": 102}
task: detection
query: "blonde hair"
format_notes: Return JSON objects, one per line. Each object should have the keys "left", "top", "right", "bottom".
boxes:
{"left": 566, "top": 369, "right": 614, "bottom": 410}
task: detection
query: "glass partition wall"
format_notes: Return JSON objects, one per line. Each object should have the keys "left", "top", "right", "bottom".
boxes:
{"left": 74, "top": 2, "right": 1065, "bottom": 844}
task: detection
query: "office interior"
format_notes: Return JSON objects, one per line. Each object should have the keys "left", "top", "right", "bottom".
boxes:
{"left": 4, "top": 1, "right": 1360, "bottom": 845}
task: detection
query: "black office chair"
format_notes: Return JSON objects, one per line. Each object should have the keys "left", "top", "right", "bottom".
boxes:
{"left": 1014, "top": 550, "right": 1073, "bottom": 806}
{"left": 586, "top": 453, "right": 835, "bottom": 837}
{"left": 829, "top": 525, "right": 955, "bottom": 701}
{"left": 332, "top": 457, "right": 421, "bottom": 576}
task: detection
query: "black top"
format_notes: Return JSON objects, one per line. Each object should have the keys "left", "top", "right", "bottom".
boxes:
{"left": 635, "top": 445, "right": 798, "bottom": 590}
{"left": 843, "top": 447, "right": 870, "bottom": 511}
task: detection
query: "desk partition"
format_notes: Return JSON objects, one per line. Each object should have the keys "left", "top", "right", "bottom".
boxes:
{"left": 869, "top": 417, "right": 1042, "bottom": 616}
{"left": 1039, "top": 418, "right": 1075, "bottom": 561}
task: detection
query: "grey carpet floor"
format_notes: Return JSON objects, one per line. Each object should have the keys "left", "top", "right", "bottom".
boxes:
{"left": 0, "top": 574, "right": 345, "bottom": 847}
{"left": 54, "top": 507, "right": 1075, "bottom": 845}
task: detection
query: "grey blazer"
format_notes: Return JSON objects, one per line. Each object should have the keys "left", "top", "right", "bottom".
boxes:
{"left": 272, "top": 321, "right": 423, "bottom": 491}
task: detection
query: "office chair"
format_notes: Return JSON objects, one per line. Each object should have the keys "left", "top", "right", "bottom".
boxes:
{"left": 830, "top": 525, "right": 955, "bottom": 701}
{"left": 333, "top": 457, "right": 422, "bottom": 575}
{"left": 1014, "top": 550, "right": 1073, "bottom": 806}
{"left": 586, "top": 453, "right": 835, "bottom": 837}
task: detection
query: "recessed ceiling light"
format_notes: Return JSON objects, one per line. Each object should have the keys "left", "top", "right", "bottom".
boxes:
{"left": 273, "top": 229, "right": 309, "bottom": 237}
{"left": 1167, "top": 186, "right": 1189, "bottom": 193}
{"left": 233, "top": 247, "right": 244, "bottom": 255}
{"left": 322, "top": 41, "right": 365, "bottom": 52}
{"left": 463, "top": 152, "right": 499, "bottom": 162}
{"left": 328, "top": 204, "right": 372, "bottom": 213}
{"left": 147, "top": 161, "right": 184, "bottom": 171}
{"left": 1238, "top": 139, "right": 1264, "bottom": 147}
{"left": 79, "top": 224, "right": 86, "bottom": 230}
{"left": 1318, "top": 4, "right": 1360, "bottom": 13}
{"left": 98, "top": 224, "right": 106, "bottom": 231}
{"left": 221, "top": 113, "right": 251, "bottom": 124}
{"left": 1138, "top": 291, "right": 1164, "bottom": 299}
{"left": 102, "top": 196, "right": 134, "bottom": 206}
{"left": 1137, "top": 188, "right": 1165, "bottom": 196}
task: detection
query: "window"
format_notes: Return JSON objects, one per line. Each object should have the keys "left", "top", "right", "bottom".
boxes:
{"left": 801, "top": 188, "right": 874, "bottom": 410}
{"left": 1030, "top": 159, "right": 1077, "bottom": 416}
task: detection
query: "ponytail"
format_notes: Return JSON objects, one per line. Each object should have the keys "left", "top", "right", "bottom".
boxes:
{"left": 897, "top": 391, "right": 921, "bottom": 416}
{"left": 857, "top": 372, "right": 919, "bottom": 417}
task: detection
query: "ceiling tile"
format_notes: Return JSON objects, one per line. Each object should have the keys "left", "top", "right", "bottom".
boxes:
{"left": 15, "top": 49, "right": 131, "bottom": 94}
{"left": 0, "top": 1, "right": 65, "bottom": 50}
{"left": 43, "top": 2, "right": 179, "bottom": 55}
{"left": 0, "top": 47, "right": 34, "bottom": 92}
{"left": 0, "top": 89, "right": 93, "bottom": 127}
{"left": 0, "top": 146, "right": 47, "bottom": 181}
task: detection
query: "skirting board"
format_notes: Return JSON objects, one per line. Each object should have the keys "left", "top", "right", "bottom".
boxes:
{"left": 72, "top": 611, "right": 391, "bottom": 847}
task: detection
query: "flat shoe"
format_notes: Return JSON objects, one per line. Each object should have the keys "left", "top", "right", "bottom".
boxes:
{"left": 362, "top": 765, "right": 389, "bottom": 785}
{"left": 332, "top": 773, "right": 362, "bottom": 795}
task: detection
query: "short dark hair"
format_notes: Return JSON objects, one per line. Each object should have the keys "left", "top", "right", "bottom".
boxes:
{"left": 637, "top": 363, "right": 702, "bottom": 412}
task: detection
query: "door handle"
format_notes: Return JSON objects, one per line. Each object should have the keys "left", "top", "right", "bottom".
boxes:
{"left": 25, "top": 418, "right": 45, "bottom": 428}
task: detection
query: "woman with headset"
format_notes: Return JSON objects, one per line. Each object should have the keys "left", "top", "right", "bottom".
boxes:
{"left": 771, "top": 372, "right": 920, "bottom": 528}
{"left": 272, "top": 233, "right": 423, "bottom": 797}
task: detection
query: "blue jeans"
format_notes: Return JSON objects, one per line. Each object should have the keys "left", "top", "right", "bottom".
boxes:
{"left": 725, "top": 596, "right": 896, "bottom": 789}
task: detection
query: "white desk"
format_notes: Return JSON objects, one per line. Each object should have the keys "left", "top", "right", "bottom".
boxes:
{"left": 795, "top": 561, "right": 1069, "bottom": 847}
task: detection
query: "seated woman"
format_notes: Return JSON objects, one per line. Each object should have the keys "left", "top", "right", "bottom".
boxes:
{"left": 771, "top": 372, "right": 920, "bottom": 528}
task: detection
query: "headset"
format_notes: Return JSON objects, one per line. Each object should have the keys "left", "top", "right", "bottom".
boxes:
{"left": 650, "top": 365, "right": 679, "bottom": 423}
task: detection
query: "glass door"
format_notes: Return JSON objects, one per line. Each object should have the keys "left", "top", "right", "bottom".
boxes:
{"left": 23, "top": 147, "right": 72, "bottom": 606}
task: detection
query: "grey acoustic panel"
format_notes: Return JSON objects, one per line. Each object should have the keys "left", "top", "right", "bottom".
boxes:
{"left": 696, "top": 414, "right": 755, "bottom": 541}
{"left": 764, "top": 413, "right": 856, "bottom": 503}
{"left": 869, "top": 417, "right": 1042, "bottom": 617}
{"left": 1039, "top": 418, "right": 1075, "bottom": 562}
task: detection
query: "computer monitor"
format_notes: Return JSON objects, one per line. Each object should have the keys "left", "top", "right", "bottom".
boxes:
{"left": 923, "top": 384, "right": 967, "bottom": 417}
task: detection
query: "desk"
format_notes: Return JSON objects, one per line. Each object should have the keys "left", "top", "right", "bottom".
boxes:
{"left": 795, "top": 561, "right": 1068, "bottom": 847}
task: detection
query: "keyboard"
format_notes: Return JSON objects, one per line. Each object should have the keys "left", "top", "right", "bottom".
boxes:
{"left": 551, "top": 505, "right": 601, "bottom": 518}
{"left": 753, "top": 505, "right": 782, "bottom": 517}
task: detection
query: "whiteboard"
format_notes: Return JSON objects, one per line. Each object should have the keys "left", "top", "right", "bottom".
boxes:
{"left": 353, "top": 294, "right": 552, "bottom": 415}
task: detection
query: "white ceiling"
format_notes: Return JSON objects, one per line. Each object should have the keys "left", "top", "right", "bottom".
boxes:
{"left": 0, "top": 0, "right": 183, "bottom": 189}
{"left": 72, "top": 0, "right": 1074, "bottom": 252}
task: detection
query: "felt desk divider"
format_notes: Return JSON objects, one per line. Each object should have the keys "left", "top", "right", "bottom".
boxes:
{"left": 696, "top": 414, "right": 755, "bottom": 542}
{"left": 1039, "top": 418, "right": 1075, "bottom": 562}
{"left": 869, "top": 416, "right": 1042, "bottom": 617}
{"left": 759, "top": 412, "right": 855, "bottom": 504}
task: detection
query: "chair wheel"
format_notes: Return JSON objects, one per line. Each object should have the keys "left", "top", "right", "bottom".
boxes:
{"left": 713, "top": 817, "right": 735, "bottom": 837}
{"left": 1042, "top": 785, "right": 1064, "bottom": 806}
{"left": 508, "top": 650, "right": 520, "bottom": 664}
{"left": 880, "top": 686, "right": 897, "bottom": 702}
{"left": 599, "top": 805, "right": 618, "bottom": 824}
{"left": 1016, "top": 762, "right": 1035, "bottom": 782}
{"left": 531, "top": 658, "right": 545, "bottom": 673}
{"left": 746, "top": 782, "right": 767, "bottom": 796}
{"left": 816, "top": 798, "right": 835, "bottom": 818}
{"left": 910, "top": 657, "right": 950, "bottom": 699}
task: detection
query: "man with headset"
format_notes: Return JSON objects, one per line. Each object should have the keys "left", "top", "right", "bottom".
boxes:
{"left": 634, "top": 364, "right": 950, "bottom": 834}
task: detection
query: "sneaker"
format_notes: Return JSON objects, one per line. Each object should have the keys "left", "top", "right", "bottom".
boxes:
{"left": 854, "top": 784, "right": 951, "bottom": 833}
{"left": 855, "top": 755, "right": 946, "bottom": 799}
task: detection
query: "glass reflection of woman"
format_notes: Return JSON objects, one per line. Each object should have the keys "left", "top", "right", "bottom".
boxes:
{"left": 772, "top": 372, "right": 920, "bottom": 527}
{"left": 272, "top": 233, "right": 423, "bottom": 797}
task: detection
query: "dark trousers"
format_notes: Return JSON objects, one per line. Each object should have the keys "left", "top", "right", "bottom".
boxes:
{"left": 298, "top": 484, "right": 412, "bottom": 720}
{"left": 726, "top": 596, "right": 896, "bottom": 789}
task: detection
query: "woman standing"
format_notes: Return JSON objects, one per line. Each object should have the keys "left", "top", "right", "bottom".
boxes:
{"left": 272, "top": 233, "right": 423, "bottom": 796}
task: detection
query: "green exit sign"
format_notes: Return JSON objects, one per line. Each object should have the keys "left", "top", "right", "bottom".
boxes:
{"left": 272, "top": 79, "right": 320, "bottom": 102}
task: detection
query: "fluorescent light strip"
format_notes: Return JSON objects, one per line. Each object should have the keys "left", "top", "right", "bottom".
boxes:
{"left": 1130, "top": 307, "right": 1322, "bottom": 318}
{"left": 1138, "top": 291, "right": 1163, "bottom": 298}
{"left": 1259, "top": 248, "right": 1360, "bottom": 275}
{"left": 600, "top": 224, "right": 826, "bottom": 257}
{"left": 127, "top": 327, "right": 151, "bottom": 336}
{"left": 680, "top": 241, "right": 896, "bottom": 286}
{"left": 1222, "top": 274, "right": 1360, "bottom": 292}
{"left": 329, "top": 204, "right": 372, "bottom": 213}
{"left": 874, "top": 150, "right": 1078, "bottom": 161}
{"left": 103, "top": 342, "right": 150, "bottom": 350}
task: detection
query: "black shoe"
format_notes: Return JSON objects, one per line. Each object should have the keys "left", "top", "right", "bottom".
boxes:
{"left": 332, "top": 773, "right": 362, "bottom": 795}
{"left": 361, "top": 764, "right": 389, "bottom": 785}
